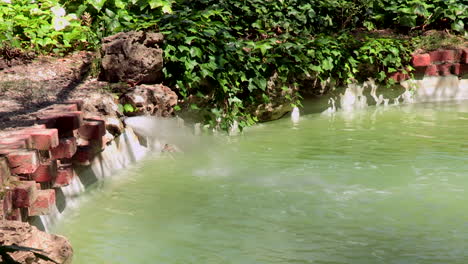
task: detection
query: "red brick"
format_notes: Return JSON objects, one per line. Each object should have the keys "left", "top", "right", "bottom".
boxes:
{"left": 388, "top": 72, "right": 410, "bottom": 83}
{"left": 30, "top": 161, "right": 57, "bottom": 183}
{"left": 460, "top": 48, "right": 468, "bottom": 64}
{"left": 50, "top": 137, "right": 77, "bottom": 159}
{"left": 0, "top": 138, "right": 28, "bottom": 149}
{"left": 53, "top": 164, "right": 75, "bottom": 187}
{"left": 77, "top": 137, "right": 104, "bottom": 153}
{"left": 452, "top": 63, "right": 461, "bottom": 75}
{"left": 438, "top": 64, "right": 452, "bottom": 76}
{"left": 0, "top": 157, "right": 10, "bottom": 185}
{"left": 425, "top": 64, "right": 439, "bottom": 76}
{"left": 2, "top": 190, "right": 13, "bottom": 218}
{"left": 72, "top": 146, "right": 94, "bottom": 166}
{"left": 64, "top": 99, "right": 84, "bottom": 111}
{"left": 6, "top": 208, "right": 22, "bottom": 221}
{"left": 42, "top": 104, "right": 78, "bottom": 112}
{"left": 23, "top": 128, "right": 59, "bottom": 150}
{"left": 29, "top": 189, "right": 55, "bottom": 216}
{"left": 6, "top": 150, "right": 40, "bottom": 174}
{"left": 37, "top": 111, "right": 83, "bottom": 136}
{"left": 0, "top": 134, "right": 32, "bottom": 149}
{"left": 78, "top": 120, "right": 106, "bottom": 140}
{"left": 411, "top": 53, "right": 431, "bottom": 67}
{"left": 429, "top": 50, "right": 457, "bottom": 63}
{"left": 12, "top": 181, "right": 37, "bottom": 208}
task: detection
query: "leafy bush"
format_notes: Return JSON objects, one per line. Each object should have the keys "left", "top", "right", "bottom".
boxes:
{"left": 366, "top": 0, "right": 467, "bottom": 33}
{"left": 0, "top": 0, "right": 91, "bottom": 53}
{"left": 0, "top": 0, "right": 463, "bottom": 130}
{"left": 155, "top": 0, "right": 413, "bottom": 129}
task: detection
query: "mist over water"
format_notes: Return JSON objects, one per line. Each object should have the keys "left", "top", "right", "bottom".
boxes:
{"left": 54, "top": 101, "right": 468, "bottom": 264}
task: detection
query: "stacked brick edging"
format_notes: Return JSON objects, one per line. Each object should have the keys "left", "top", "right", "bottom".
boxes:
{"left": 0, "top": 100, "right": 109, "bottom": 221}
{"left": 389, "top": 48, "right": 468, "bottom": 82}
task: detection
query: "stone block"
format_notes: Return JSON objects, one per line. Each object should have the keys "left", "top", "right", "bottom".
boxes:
{"left": 50, "top": 137, "right": 77, "bottom": 159}
{"left": 6, "top": 150, "right": 40, "bottom": 174}
{"left": 78, "top": 119, "right": 106, "bottom": 140}
{"left": 411, "top": 53, "right": 431, "bottom": 67}
{"left": 429, "top": 50, "right": 457, "bottom": 63}
{"left": 12, "top": 181, "right": 37, "bottom": 208}
{"left": 53, "top": 164, "right": 75, "bottom": 187}
{"left": 31, "top": 161, "right": 57, "bottom": 183}
{"left": 29, "top": 189, "right": 55, "bottom": 216}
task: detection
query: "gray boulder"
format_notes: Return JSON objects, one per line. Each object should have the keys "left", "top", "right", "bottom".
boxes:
{"left": 99, "top": 31, "right": 164, "bottom": 84}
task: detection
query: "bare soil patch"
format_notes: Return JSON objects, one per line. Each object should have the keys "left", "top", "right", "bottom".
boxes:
{"left": 0, "top": 51, "right": 118, "bottom": 130}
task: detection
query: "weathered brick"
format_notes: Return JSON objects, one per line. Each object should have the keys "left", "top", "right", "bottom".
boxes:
{"left": 37, "top": 111, "right": 83, "bottom": 136}
{"left": 29, "top": 189, "right": 55, "bottom": 216}
{"left": 64, "top": 99, "right": 84, "bottom": 111}
{"left": 53, "top": 164, "right": 75, "bottom": 187}
{"left": 12, "top": 181, "right": 37, "bottom": 208}
{"left": 0, "top": 157, "right": 11, "bottom": 185}
{"left": 78, "top": 119, "right": 106, "bottom": 140}
{"left": 460, "top": 48, "right": 468, "bottom": 64}
{"left": 388, "top": 72, "right": 409, "bottom": 83}
{"left": 6, "top": 150, "right": 40, "bottom": 174}
{"left": 425, "top": 64, "right": 439, "bottom": 76}
{"left": 50, "top": 137, "right": 77, "bottom": 159}
{"left": 2, "top": 190, "right": 13, "bottom": 219}
{"left": 438, "top": 64, "right": 452, "bottom": 76}
{"left": 6, "top": 208, "right": 22, "bottom": 221}
{"left": 411, "top": 53, "right": 431, "bottom": 67}
{"left": 23, "top": 128, "right": 59, "bottom": 150}
{"left": 0, "top": 134, "right": 32, "bottom": 149}
{"left": 31, "top": 161, "right": 57, "bottom": 183}
{"left": 452, "top": 63, "right": 461, "bottom": 75}
{"left": 430, "top": 50, "right": 457, "bottom": 63}
{"left": 42, "top": 104, "right": 78, "bottom": 112}
{"left": 72, "top": 146, "right": 94, "bottom": 166}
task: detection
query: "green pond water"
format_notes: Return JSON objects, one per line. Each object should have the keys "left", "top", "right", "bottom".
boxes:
{"left": 54, "top": 101, "right": 468, "bottom": 264}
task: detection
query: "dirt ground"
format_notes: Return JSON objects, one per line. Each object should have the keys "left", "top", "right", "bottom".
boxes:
{"left": 0, "top": 52, "right": 117, "bottom": 130}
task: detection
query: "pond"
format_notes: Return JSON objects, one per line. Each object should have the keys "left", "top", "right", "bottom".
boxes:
{"left": 54, "top": 101, "right": 468, "bottom": 264}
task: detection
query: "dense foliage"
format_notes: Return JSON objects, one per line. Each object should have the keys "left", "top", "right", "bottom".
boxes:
{"left": 1, "top": 0, "right": 466, "bottom": 130}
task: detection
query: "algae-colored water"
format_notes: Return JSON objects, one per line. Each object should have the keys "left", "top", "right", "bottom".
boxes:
{"left": 54, "top": 101, "right": 468, "bottom": 264}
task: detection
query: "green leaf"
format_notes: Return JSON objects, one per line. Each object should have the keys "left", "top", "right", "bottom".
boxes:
{"left": 451, "top": 20, "right": 465, "bottom": 32}
{"left": 88, "top": 0, "right": 107, "bottom": 11}
{"left": 123, "top": 104, "right": 135, "bottom": 113}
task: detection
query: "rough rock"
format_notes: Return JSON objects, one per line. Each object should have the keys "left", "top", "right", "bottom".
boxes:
{"left": 0, "top": 220, "right": 73, "bottom": 264}
{"left": 122, "top": 84, "right": 178, "bottom": 117}
{"left": 82, "top": 92, "right": 122, "bottom": 118}
{"left": 99, "top": 31, "right": 164, "bottom": 83}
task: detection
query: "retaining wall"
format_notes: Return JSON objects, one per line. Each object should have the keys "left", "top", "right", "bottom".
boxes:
{"left": 0, "top": 100, "right": 115, "bottom": 222}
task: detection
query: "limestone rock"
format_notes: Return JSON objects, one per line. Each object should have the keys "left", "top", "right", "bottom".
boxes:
{"left": 0, "top": 220, "right": 73, "bottom": 264}
{"left": 82, "top": 92, "right": 122, "bottom": 118}
{"left": 99, "top": 31, "right": 164, "bottom": 83}
{"left": 122, "top": 84, "right": 177, "bottom": 117}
